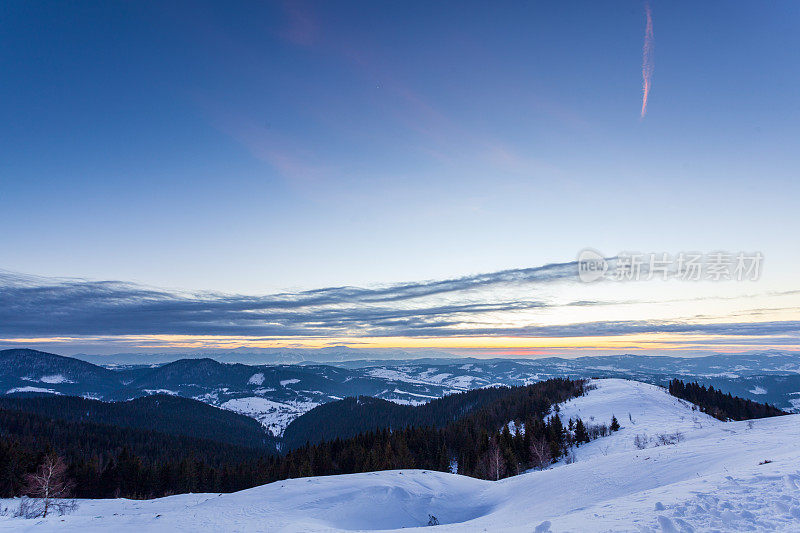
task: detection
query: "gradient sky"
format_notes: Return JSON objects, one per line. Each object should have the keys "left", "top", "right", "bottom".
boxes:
{"left": 1, "top": 1, "right": 799, "bottom": 356}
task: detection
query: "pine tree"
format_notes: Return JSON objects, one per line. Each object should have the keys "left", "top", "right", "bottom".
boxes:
{"left": 574, "top": 419, "right": 589, "bottom": 445}
{"left": 610, "top": 415, "right": 620, "bottom": 432}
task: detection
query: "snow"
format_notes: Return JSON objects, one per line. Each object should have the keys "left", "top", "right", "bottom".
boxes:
{"left": 506, "top": 420, "right": 524, "bottom": 435}
{"left": 3, "top": 379, "right": 799, "bottom": 532}
{"left": 5, "top": 386, "right": 60, "bottom": 395}
{"left": 39, "top": 374, "right": 75, "bottom": 384}
{"left": 220, "top": 397, "right": 318, "bottom": 436}
{"left": 386, "top": 398, "right": 427, "bottom": 406}
{"left": 391, "top": 389, "right": 438, "bottom": 399}
{"left": 247, "top": 373, "right": 265, "bottom": 385}
{"left": 419, "top": 370, "right": 452, "bottom": 384}
{"left": 279, "top": 378, "right": 300, "bottom": 387}
{"left": 789, "top": 392, "right": 800, "bottom": 412}
{"left": 142, "top": 389, "right": 178, "bottom": 396}
{"left": 446, "top": 375, "right": 479, "bottom": 389}
{"left": 749, "top": 385, "right": 767, "bottom": 395}
{"left": 367, "top": 368, "right": 425, "bottom": 384}
{"left": 549, "top": 379, "right": 721, "bottom": 461}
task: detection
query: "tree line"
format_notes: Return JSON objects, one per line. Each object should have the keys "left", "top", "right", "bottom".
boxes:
{"left": 667, "top": 379, "right": 786, "bottom": 421}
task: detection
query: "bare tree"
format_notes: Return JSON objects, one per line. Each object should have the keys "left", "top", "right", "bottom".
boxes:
{"left": 529, "top": 438, "right": 551, "bottom": 469}
{"left": 486, "top": 437, "right": 505, "bottom": 481}
{"left": 22, "top": 455, "right": 76, "bottom": 518}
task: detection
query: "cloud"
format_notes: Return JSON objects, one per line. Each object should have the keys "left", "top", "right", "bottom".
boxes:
{"left": 382, "top": 320, "right": 800, "bottom": 339}
{"left": 0, "top": 262, "right": 577, "bottom": 337}
{"left": 2, "top": 264, "right": 797, "bottom": 347}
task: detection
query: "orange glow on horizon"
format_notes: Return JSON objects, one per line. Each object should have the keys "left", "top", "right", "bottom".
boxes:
{"left": 3, "top": 331, "right": 798, "bottom": 356}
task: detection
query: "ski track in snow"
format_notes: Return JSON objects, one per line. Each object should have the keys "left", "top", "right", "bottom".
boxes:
{"left": 3, "top": 379, "right": 799, "bottom": 532}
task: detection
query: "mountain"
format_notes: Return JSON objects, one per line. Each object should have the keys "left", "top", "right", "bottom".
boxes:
{"left": 3, "top": 379, "right": 797, "bottom": 531}
{"left": 0, "top": 394, "right": 276, "bottom": 451}
{"left": 2, "top": 349, "right": 799, "bottom": 442}
{"left": 70, "top": 346, "right": 425, "bottom": 366}
{"left": 282, "top": 385, "right": 516, "bottom": 450}
{"left": 0, "top": 349, "right": 480, "bottom": 437}
{"left": 0, "top": 348, "right": 126, "bottom": 397}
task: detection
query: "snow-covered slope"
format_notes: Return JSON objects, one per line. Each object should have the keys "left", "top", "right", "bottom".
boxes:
{"left": 550, "top": 378, "right": 722, "bottom": 462}
{"left": 3, "top": 379, "right": 799, "bottom": 532}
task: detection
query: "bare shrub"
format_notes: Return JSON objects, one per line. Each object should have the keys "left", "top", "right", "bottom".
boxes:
{"left": 587, "top": 423, "right": 609, "bottom": 439}
{"left": 655, "top": 432, "right": 684, "bottom": 446}
{"left": 633, "top": 434, "right": 648, "bottom": 449}
{"left": 14, "top": 497, "right": 38, "bottom": 519}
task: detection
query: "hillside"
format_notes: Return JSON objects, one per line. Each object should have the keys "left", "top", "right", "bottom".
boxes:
{"left": 0, "top": 408, "right": 273, "bottom": 498}
{"left": 282, "top": 386, "right": 517, "bottom": 449}
{"left": 0, "top": 394, "right": 275, "bottom": 450}
{"left": 1, "top": 379, "right": 798, "bottom": 531}
{"left": 0, "top": 348, "right": 122, "bottom": 396}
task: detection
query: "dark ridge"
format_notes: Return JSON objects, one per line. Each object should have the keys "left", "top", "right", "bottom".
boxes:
{"left": 282, "top": 385, "right": 516, "bottom": 450}
{"left": 0, "top": 393, "right": 276, "bottom": 451}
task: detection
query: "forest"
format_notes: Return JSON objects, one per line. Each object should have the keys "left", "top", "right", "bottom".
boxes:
{"left": 667, "top": 379, "right": 786, "bottom": 421}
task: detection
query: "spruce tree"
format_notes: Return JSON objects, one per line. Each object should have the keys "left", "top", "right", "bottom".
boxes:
{"left": 574, "top": 419, "right": 589, "bottom": 445}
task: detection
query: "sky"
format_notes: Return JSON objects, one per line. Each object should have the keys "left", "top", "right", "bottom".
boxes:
{"left": 1, "top": 1, "right": 799, "bottom": 357}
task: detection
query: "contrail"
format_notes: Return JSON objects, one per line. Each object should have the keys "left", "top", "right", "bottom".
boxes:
{"left": 640, "top": 3, "right": 654, "bottom": 118}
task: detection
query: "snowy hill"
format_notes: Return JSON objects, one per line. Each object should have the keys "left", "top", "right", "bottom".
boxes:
{"left": 2, "top": 378, "right": 798, "bottom": 532}
{"left": 550, "top": 379, "right": 721, "bottom": 462}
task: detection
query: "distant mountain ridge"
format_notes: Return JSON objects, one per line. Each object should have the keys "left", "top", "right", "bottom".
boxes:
{"left": 2, "top": 348, "right": 799, "bottom": 445}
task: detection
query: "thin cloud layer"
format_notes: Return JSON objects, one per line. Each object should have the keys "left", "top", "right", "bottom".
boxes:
{"left": 0, "top": 262, "right": 576, "bottom": 337}
{"left": 1, "top": 265, "right": 798, "bottom": 346}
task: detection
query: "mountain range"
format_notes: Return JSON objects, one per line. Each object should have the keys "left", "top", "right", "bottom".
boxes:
{"left": 2, "top": 348, "right": 798, "bottom": 445}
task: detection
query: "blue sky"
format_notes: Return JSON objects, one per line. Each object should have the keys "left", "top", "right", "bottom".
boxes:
{"left": 1, "top": 1, "right": 799, "bottom": 355}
